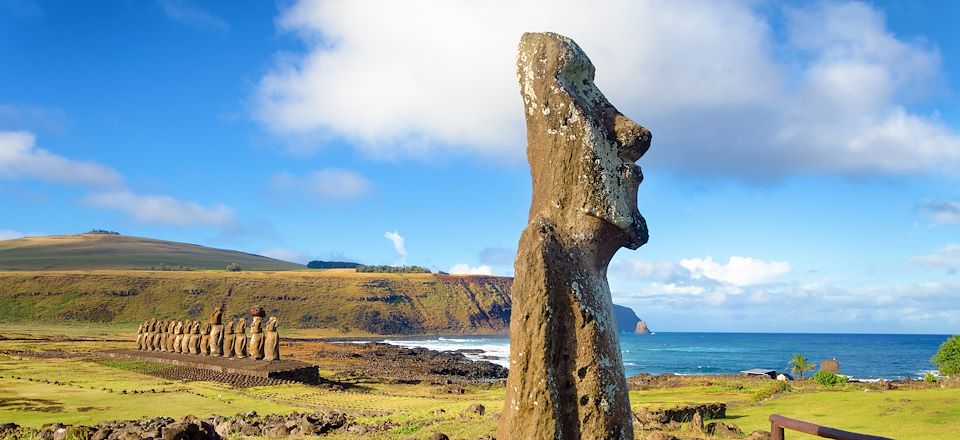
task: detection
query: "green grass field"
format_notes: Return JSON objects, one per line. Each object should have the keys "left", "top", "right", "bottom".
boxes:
{"left": 2, "top": 351, "right": 957, "bottom": 439}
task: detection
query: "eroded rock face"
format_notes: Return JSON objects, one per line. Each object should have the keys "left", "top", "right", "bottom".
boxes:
{"left": 636, "top": 320, "right": 652, "bottom": 335}
{"left": 498, "top": 32, "right": 651, "bottom": 440}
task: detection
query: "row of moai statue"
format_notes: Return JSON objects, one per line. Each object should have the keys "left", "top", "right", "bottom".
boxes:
{"left": 135, "top": 306, "right": 280, "bottom": 361}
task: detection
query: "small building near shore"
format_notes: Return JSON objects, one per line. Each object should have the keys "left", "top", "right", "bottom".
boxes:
{"left": 741, "top": 368, "right": 778, "bottom": 379}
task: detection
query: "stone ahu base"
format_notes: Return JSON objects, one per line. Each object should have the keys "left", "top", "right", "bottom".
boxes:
{"left": 104, "top": 349, "right": 319, "bottom": 384}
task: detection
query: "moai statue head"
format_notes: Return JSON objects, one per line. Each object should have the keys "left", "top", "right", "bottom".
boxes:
{"left": 265, "top": 316, "right": 278, "bottom": 332}
{"left": 192, "top": 321, "right": 201, "bottom": 334}
{"left": 518, "top": 32, "right": 651, "bottom": 266}
{"left": 201, "top": 323, "right": 211, "bottom": 335}
{"left": 225, "top": 320, "right": 235, "bottom": 334}
{"left": 249, "top": 305, "right": 265, "bottom": 318}
{"left": 236, "top": 318, "right": 246, "bottom": 333}
{"left": 209, "top": 308, "right": 223, "bottom": 325}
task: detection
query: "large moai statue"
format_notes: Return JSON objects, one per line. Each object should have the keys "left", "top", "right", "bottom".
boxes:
{"left": 248, "top": 305, "right": 265, "bottom": 360}
{"left": 173, "top": 321, "right": 185, "bottom": 353}
{"left": 155, "top": 321, "right": 166, "bottom": 351}
{"left": 223, "top": 320, "right": 236, "bottom": 358}
{"left": 497, "top": 33, "right": 651, "bottom": 440}
{"left": 264, "top": 316, "right": 280, "bottom": 361}
{"left": 199, "top": 323, "right": 211, "bottom": 356}
{"left": 209, "top": 309, "right": 224, "bottom": 356}
{"left": 234, "top": 318, "right": 248, "bottom": 359}
{"left": 167, "top": 321, "right": 177, "bottom": 351}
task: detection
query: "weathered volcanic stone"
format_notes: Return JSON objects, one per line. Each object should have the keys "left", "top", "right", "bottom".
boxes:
{"left": 497, "top": 32, "right": 651, "bottom": 440}
{"left": 209, "top": 309, "right": 224, "bottom": 356}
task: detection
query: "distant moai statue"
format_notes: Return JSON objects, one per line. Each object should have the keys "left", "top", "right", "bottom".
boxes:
{"left": 166, "top": 321, "right": 176, "bottom": 351}
{"left": 223, "top": 320, "right": 236, "bottom": 358}
{"left": 234, "top": 318, "right": 248, "bottom": 359}
{"left": 264, "top": 316, "right": 280, "bottom": 361}
{"left": 187, "top": 321, "right": 200, "bottom": 354}
{"left": 155, "top": 321, "right": 166, "bottom": 351}
{"left": 248, "top": 305, "right": 265, "bottom": 360}
{"left": 135, "top": 322, "right": 145, "bottom": 350}
{"left": 173, "top": 321, "right": 184, "bottom": 353}
{"left": 160, "top": 321, "right": 170, "bottom": 351}
{"left": 145, "top": 319, "right": 156, "bottom": 351}
{"left": 179, "top": 321, "right": 191, "bottom": 353}
{"left": 209, "top": 309, "right": 224, "bottom": 356}
{"left": 199, "top": 323, "right": 211, "bottom": 355}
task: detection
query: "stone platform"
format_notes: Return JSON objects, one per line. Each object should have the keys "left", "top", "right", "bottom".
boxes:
{"left": 103, "top": 349, "right": 319, "bottom": 384}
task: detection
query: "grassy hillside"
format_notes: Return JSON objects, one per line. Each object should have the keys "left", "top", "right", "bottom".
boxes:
{"left": 0, "top": 269, "right": 512, "bottom": 335}
{"left": 0, "top": 234, "right": 304, "bottom": 271}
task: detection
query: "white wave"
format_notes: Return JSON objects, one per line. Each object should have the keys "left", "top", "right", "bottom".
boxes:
{"left": 381, "top": 337, "right": 510, "bottom": 367}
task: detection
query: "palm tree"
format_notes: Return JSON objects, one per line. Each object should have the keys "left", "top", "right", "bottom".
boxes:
{"left": 788, "top": 353, "right": 815, "bottom": 380}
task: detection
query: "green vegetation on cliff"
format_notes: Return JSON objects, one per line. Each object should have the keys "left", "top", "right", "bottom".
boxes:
{"left": 0, "top": 270, "right": 512, "bottom": 335}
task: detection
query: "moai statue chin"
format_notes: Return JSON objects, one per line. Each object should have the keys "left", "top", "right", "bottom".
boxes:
{"left": 497, "top": 32, "right": 652, "bottom": 440}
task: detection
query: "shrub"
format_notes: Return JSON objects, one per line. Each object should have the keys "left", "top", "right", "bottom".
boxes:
{"left": 338, "top": 324, "right": 352, "bottom": 334}
{"left": 932, "top": 335, "right": 960, "bottom": 376}
{"left": 225, "top": 263, "right": 242, "bottom": 272}
{"left": 812, "top": 371, "right": 848, "bottom": 387}
{"left": 307, "top": 260, "right": 360, "bottom": 269}
{"left": 355, "top": 264, "right": 431, "bottom": 274}
{"left": 924, "top": 372, "right": 939, "bottom": 383}
{"left": 752, "top": 380, "right": 791, "bottom": 402}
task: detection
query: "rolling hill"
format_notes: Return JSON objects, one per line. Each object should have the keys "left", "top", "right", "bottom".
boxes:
{"left": 0, "top": 234, "right": 304, "bottom": 271}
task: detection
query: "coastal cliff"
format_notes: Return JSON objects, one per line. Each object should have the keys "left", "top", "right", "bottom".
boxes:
{"left": 0, "top": 270, "right": 646, "bottom": 336}
{"left": 635, "top": 320, "right": 652, "bottom": 334}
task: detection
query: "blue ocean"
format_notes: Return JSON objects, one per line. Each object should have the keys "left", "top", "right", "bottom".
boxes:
{"left": 383, "top": 332, "right": 951, "bottom": 380}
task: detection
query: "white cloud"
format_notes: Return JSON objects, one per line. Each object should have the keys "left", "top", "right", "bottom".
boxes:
{"left": 384, "top": 230, "right": 406, "bottom": 263}
{"left": 269, "top": 168, "right": 372, "bottom": 202}
{"left": 911, "top": 244, "right": 960, "bottom": 274}
{"left": 918, "top": 199, "right": 960, "bottom": 225}
{"left": 84, "top": 190, "right": 234, "bottom": 227}
{"left": 611, "top": 259, "right": 680, "bottom": 281}
{"left": 0, "top": 130, "right": 122, "bottom": 188}
{"left": 157, "top": 0, "right": 228, "bottom": 31}
{"left": 255, "top": 1, "right": 960, "bottom": 178}
{"left": 449, "top": 263, "right": 494, "bottom": 275}
{"left": 680, "top": 256, "right": 792, "bottom": 286}
{"left": 259, "top": 248, "right": 309, "bottom": 264}
{"left": 0, "top": 229, "right": 30, "bottom": 241}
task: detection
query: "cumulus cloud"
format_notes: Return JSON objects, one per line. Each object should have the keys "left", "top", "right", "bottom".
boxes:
{"left": 911, "top": 244, "right": 960, "bottom": 274}
{"left": 269, "top": 168, "right": 372, "bottom": 202}
{"left": 255, "top": 0, "right": 960, "bottom": 178}
{"left": 384, "top": 230, "right": 406, "bottom": 263}
{"left": 680, "top": 256, "right": 792, "bottom": 286}
{"left": 0, "top": 130, "right": 122, "bottom": 188}
{"left": 157, "top": 0, "right": 228, "bottom": 31}
{"left": 449, "top": 263, "right": 494, "bottom": 275}
{"left": 84, "top": 190, "right": 234, "bottom": 227}
{"left": 0, "top": 229, "right": 31, "bottom": 241}
{"left": 258, "top": 248, "right": 309, "bottom": 264}
{"left": 918, "top": 199, "right": 960, "bottom": 225}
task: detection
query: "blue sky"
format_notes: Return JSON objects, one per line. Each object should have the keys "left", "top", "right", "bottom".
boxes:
{"left": 1, "top": 0, "right": 958, "bottom": 333}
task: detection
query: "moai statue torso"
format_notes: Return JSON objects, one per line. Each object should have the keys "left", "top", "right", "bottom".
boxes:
{"left": 159, "top": 321, "right": 170, "bottom": 352}
{"left": 248, "top": 316, "right": 264, "bottom": 360}
{"left": 209, "top": 309, "right": 224, "bottom": 356}
{"left": 264, "top": 316, "right": 280, "bottom": 361}
{"left": 497, "top": 33, "right": 651, "bottom": 440}
{"left": 222, "top": 320, "right": 236, "bottom": 358}
{"left": 199, "top": 323, "right": 211, "bottom": 355}
{"left": 166, "top": 321, "right": 177, "bottom": 351}
{"left": 153, "top": 321, "right": 165, "bottom": 351}
{"left": 173, "top": 321, "right": 185, "bottom": 353}
{"left": 234, "top": 319, "right": 247, "bottom": 359}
